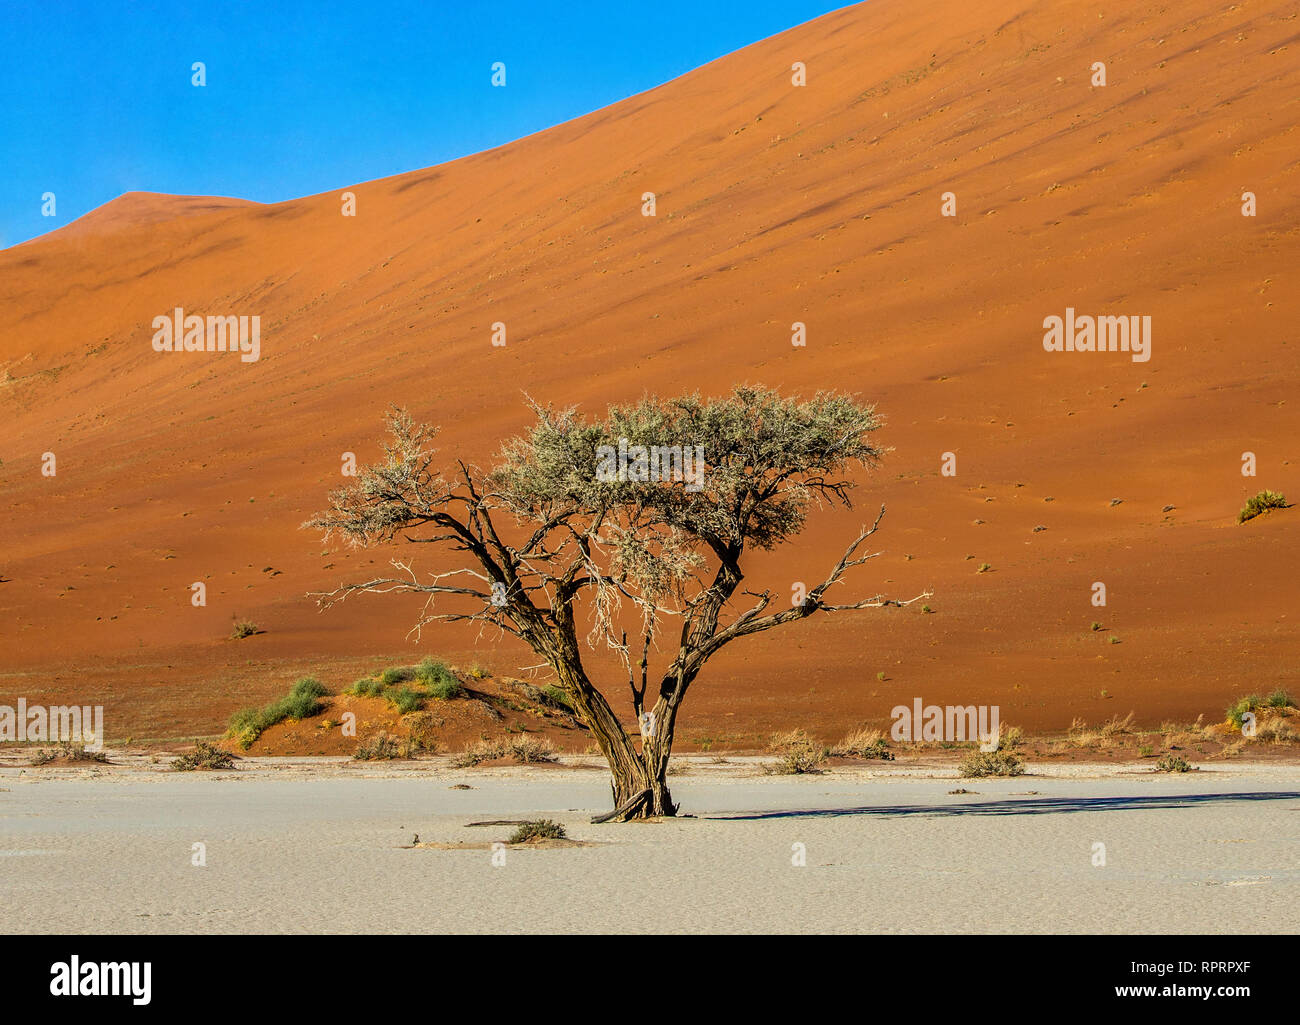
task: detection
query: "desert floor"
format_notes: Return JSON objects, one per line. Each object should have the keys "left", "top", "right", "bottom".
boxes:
{"left": 3, "top": 759, "right": 1296, "bottom": 934}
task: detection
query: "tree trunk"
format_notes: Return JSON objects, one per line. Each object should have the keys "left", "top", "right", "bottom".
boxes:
{"left": 606, "top": 752, "right": 675, "bottom": 821}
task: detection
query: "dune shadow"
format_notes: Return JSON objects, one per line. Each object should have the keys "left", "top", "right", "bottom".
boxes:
{"left": 706, "top": 791, "right": 1300, "bottom": 822}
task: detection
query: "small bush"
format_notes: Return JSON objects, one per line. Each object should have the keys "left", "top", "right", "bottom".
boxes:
{"left": 960, "top": 749, "right": 1025, "bottom": 777}
{"left": 387, "top": 686, "right": 427, "bottom": 715}
{"left": 1154, "top": 754, "right": 1192, "bottom": 773}
{"left": 413, "top": 657, "right": 456, "bottom": 687}
{"left": 347, "top": 677, "right": 385, "bottom": 698}
{"left": 467, "top": 664, "right": 489, "bottom": 680}
{"left": 379, "top": 666, "right": 415, "bottom": 686}
{"left": 290, "top": 677, "right": 330, "bottom": 700}
{"left": 30, "top": 742, "right": 110, "bottom": 766}
{"left": 426, "top": 677, "right": 464, "bottom": 701}
{"left": 507, "top": 819, "right": 566, "bottom": 844}
{"left": 1226, "top": 695, "right": 1262, "bottom": 729}
{"left": 1265, "top": 689, "right": 1294, "bottom": 709}
{"left": 226, "top": 677, "right": 330, "bottom": 749}
{"left": 405, "top": 711, "right": 444, "bottom": 752}
{"left": 540, "top": 684, "right": 572, "bottom": 711}
{"left": 766, "top": 730, "right": 827, "bottom": 774}
{"left": 831, "top": 727, "right": 894, "bottom": 760}
{"left": 353, "top": 731, "right": 412, "bottom": 760}
{"left": 506, "top": 734, "right": 556, "bottom": 763}
{"left": 451, "top": 738, "right": 506, "bottom": 767}
{"left": 172, "top": 741, "right": 236, "bottom": 771}
{"left": 230, "top": 618, "right": 259, "bottom": 639}
{"left": 1237, "top": 490, "right": 1287, "bottom": 524}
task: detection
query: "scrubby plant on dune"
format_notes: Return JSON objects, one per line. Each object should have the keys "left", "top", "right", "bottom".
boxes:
{"left": 1237, "top": 490, "right": 1288, "bottom": 523}
{"left": 227, "top": 676, "right": 331, "bottom": 749}
{"left": 346, "top": 659, "right": 466, "bottom": 711}
{"left": 306, "top": 388, "right": 928, "bottom": 821}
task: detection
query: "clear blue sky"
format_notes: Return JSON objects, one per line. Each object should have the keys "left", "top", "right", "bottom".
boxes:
{"left": 1, "top": 1, "right": 850, "bottom": 247}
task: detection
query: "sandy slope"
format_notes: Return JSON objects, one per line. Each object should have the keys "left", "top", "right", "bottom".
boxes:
{"left": 1, "top": 0, "right": 1298, "bottom": 743}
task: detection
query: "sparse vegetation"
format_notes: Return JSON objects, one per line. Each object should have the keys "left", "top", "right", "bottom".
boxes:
{"left": 507, "top": 819, "right": 566, "bottom": 844}
{"left": 1266, "top": 689, "right": 1293, "bottom": 709}
{"left": 451, "top": 738, "right": 504, "bottom": 767}
{"left": 1154, "top": 754, "right": 1192, "bottom": 773}
{"left": 1226, "top": 695, "right": 1263, "bottom": 730}
{"left": 30, "top": 742, "right": 110, "bottom": 766}
{"left": 1237, "top": 490, "right": 1288, "bottom": 524}
{"left": 353, "top": 731, "right": 412, "bottom": 760}
{"left": 830, "top": 727, "right": 894, "bottom": 760}
{"left": 226, "top": 676, "right": 332, "bottom": 749}
{"left": 229, "top": 617, "right": 259, "bottom": 639}
{"left": 505, "top": 734, "right": 556, "bottom": 763}
{"left": 959, "top": 749, "right": 1025, "bottom": 777}
{"left": 766, "top": 729, "right": 827, "bottom": 774}
{"left": 171, "top": 741, "right": 236, "bottom": 771}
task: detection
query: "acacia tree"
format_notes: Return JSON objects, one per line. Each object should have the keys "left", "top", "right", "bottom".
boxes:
{"left": 305, "top": 386, "right": 928, "bottom": 821}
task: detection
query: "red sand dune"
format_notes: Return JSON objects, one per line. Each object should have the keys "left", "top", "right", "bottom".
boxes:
{"left": 2, "top": 0, "right": 1297, "bottom": 744}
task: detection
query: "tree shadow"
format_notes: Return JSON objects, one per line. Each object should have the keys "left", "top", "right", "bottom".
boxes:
{"left": 706, "top": 791, "right": 1300, "bottom": 822}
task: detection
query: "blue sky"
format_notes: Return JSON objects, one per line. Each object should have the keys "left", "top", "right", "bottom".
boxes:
{"left": 0, "top": 1, "right": 850, "bottom": 247}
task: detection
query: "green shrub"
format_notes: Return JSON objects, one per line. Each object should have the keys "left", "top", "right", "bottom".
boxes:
{"left": 290, "top": 677, "right": 330, "bottom": 700}
{"left": 413, "top": 657, "right": 454, "bottom": 685}
{"left": 347, "top": 677, "right": 385, "bottom": 698}
{"left": 1266, "top": 689, "right": 1294, "bottom": 709}
{"left": 959, "top": 749, "right": 1025, "bottom": 778}
{"left": 1226, "top": 695, "right": 1262, "bottom": 729}
{"left": 540, "top": 684, "right": 572, "bottom": 711}
{"left": 427, "top": 677, "right": 464, "bottom": 700}
{"left": 507, "top": 819, "right": 566, "bottom": 844}
{"left": 387, "top": 686, "right": 427, "bottom": 715}
{"left": 1154, "top": 754, "right": 1192, "bottom": 773}
{"left": 226, "top": 677, "right": 329, "bottom": 749}
{"left": 379, "top": 666, "right": 414, "bottom": 686}
{"left": 1237, "top": 490, "right": 1287, "bottom": 523}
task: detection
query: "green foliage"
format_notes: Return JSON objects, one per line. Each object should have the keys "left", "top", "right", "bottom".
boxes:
{"left": 347, "top": 677, "right": 385, "bottom": 698}
{"left": 1266, "top": 689, "right": 1294, "bottom": 709}
{"left": 387, "top": 686, "right": 427, "bottom": 715}
{"left": 507, "top": 819, "right": 566, "bottom": 844}
{"left": 380, "top": 666, "right": 414, "bottom": 686}
{"left": 540, "top": 684, "right": 572, "bottom": 711}
{"left": 1237, "top": 490, "right": 1287, "bottom": 523}
{"left": 1154, "top": 754, "right": 1192, "bottom": 773}
{"left": 226, "top": 677, "right": 330, "bottom": 749}
{"left": 1227, "top": 695, "right": 1262, "bottom": 729}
